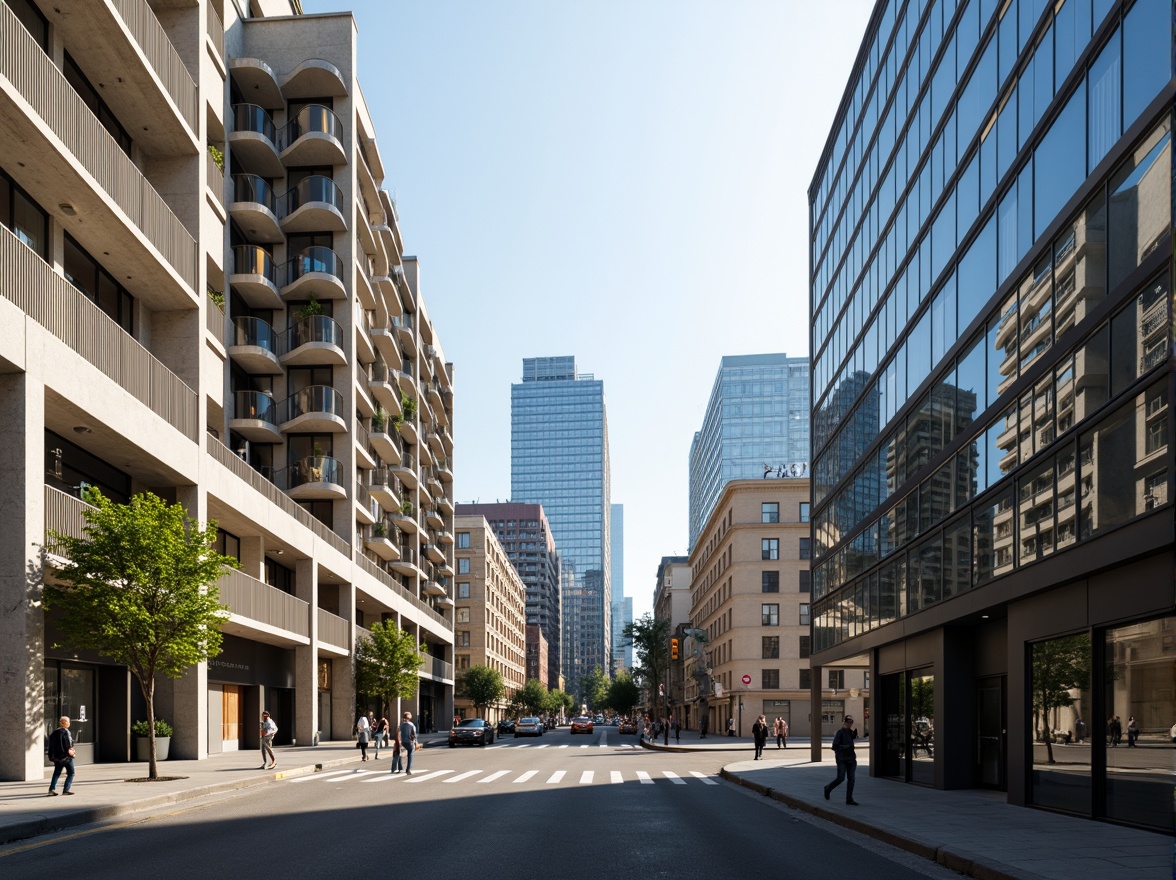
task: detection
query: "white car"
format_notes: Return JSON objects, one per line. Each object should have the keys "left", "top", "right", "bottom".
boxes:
{"left": 514, "top": 716, "right": 543, "bottom": 737}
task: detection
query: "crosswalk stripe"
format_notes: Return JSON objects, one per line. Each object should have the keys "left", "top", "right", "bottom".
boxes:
{"left": 288, "top": 770, "right": 353, "bottom": 783}
{"left": 407, "top": 770, "right": 453, "bottom": 783}
{"left": 335, "top": 770, "right": 380, "bottom": 782}
{"left": 479, "top": 770, "right": 511, "bottom": 783}
{"left": 445, "top": 770, "right": 483, "bottom": 783}
{"left": 579, "top": 745, "right": 589, "bottom": 749}
{"left": 363, "top": 772, "right": 413, "bottom": 783}
{"left": 515, "top": 744, "right": 532, "bottom": 748}
{"left": 579, "top": 771, "right": 593, "bottom": 784}
{"left": 636, "top": 771, "right": 653, "bottom": 784}
{"left": 535, "top": 744, "right": 549, "bottom": 749}
{"left": 513, "top": 770, "right": 538, "bottom": 783}
{"left": 546, "top": 770, "right": 565, "bottom": 784}
{"left": 557, "top": 744, "right": 568, "bottom": 748}
{"left": 610, "top": 771, "right": 623, "bottom": 784}
{"left": 690, "top": 771, "right": 719, "bottom": 785}
{"left": 662, "top": 771, "right": 686, "bottom": 785}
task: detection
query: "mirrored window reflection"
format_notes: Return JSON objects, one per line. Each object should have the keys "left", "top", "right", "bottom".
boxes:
{"left": 1111, "top": 276, "right": 1169, "bottom": 398}
{"left": 1104, "top": 615, "right": 1176, "bottom": 832}
{"left": 1055, "top": 446, "right": 1078, "bottom": 551}
{"left": 1018, "top": 454, "right": 1055, "bottom": 566}
{"left": 942, "top": 515, "right": 970, "bottom": 600}
{"left": 909, "top": 672, "right": 935, "bottom": 786}
{"left": 1030, "top": 633, "right": 1092, "bottom": 813}
{"left": 989, "top": 291, "right": 1018, "bottom": 403}
{"left": 1107, "top": 125, "right": 1171, "bottom": 293}
{"left": 1020, "top": 254, "right": 1053, "bottom": 373}
{"left": 973, "top": 488, "right": 1014, "bottom": 585}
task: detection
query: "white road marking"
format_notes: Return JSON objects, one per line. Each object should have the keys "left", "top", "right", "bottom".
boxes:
{"left": 636, "top": 771, "right": 654, "bottom": 784}
{"left": 288, "top": 770, "right": 354, "bottom": 783}
{"left": 557, "top": 744, "right": 568, "bottom": 748}
{"left": 662, "top": 771, "right": 686, "bottom": 785}
{"left": 610, "top": 771, "right": 624, "bottom": 784}
{"left": 535, "top": 744, "right": 549, "bottom": 749}
{"left": 690, "top": 771, "right": 719, "bottom": 785}
{"left": 444, "top": 770, "right": 483, "bottom": 783}
{"left": 579, "top": 745, "right": 589, "bottom": 749}
{"left": 363, "top": 772, "right": 413, "bottom": 783}
{"left": 407, "top": 770, "right": 453, "bottom": 783}
{"left": 513, "top": 770, "right": 538, "bottom": 783}
{"left": 478, "top": 770, "right": 511, "bottom": 783}
{"left": 546, "top": 770, "right": 565, "bottom": 784}
{"left": 335, "top": 770, "right": 380, "bottom": 782}
{"left": 579, "top": 771, "right": 593, "bottom": 784}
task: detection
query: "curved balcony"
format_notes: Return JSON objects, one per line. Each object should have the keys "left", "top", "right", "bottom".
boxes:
{"left": 229, "top": 316, "right": 281, "bottom": 374}
{"left": 395, "top": 365, "right": 416, "bottom": 397}
{"left": 423, "top": 543, "right": 445, "bottom": 565}
{"left": 229, "top": 58, "right": 284, "bottom": 109}
{"left": 367, "top": 467, "right": 400, "bottom": 511}
{"left": 426, "top": 379, "right": 443, "bottom": 411}
{"left": 279, "top": 385, "right": 346, "bottom": 433}
{"left": 280, "top": 175, "right": 346, "bottom": 234}
{"left": 370, "top": 314, "right": 398, "bottom": 362}
{"left": 229, "top": 104, "right": 284, "bottom": 177}
{"left": 425, "top": 470, "right": 443, "bottom": 498}
{"left": 281, "top": 246, "right": 346, "bottom": 300}
{"left": 436, "top": 494, "right": 454, "bottom": 514}
{"left": 229, "top": 174, "right": 283, "bottom": 243}
{"left": 279, "top": 315, "right": 346, "bottom": 366}
{"left": 390, "top": 548, "right": 418, "bottom": 576}
{"left": 423, "top": 579, "right": 446, "bottom": 598}
{"left": 281, "top": 455, "right": 346, "bottom": 501}
{"left": 364, "top": 521, "right": 400, "bottom": 561}
{"left": 391, "top": 455, "right": 418, "bottom": 489}
{"left": 425, "top": 507, "right": 443, "bottom": 529}
{"left": 230, "top": 245, "right": 282, "bottom": 309}
{"left": 436, "top": 529, "right": 454, "bottom": 546}
{"left": 369, "top": 420, "right": 401, "bottom": 464}
{"left": 355, "top": 481, "right": 377, "bottom": 525}
{"left": 436, "top": 461, "right": 453, "bottom": 483}
{"left": 279, "top": 104, "right": 346, "bottom": 167}
{"left": 393, "top": 314, "right": 415, "bottom": 352}
{"left": 229, "top": 390, "right": 281, "bottom": 442}
{"left": 355, "top": 311, "right": 376, "bottom": 364}
{"left": 281, "top": 58, "right": 348, "bottom": 99}
{"left": 426, "top": 431, "right": 445, "bottom": 456}
{"left": 392, "top": 509, "right": 421, "bottom": 536}
{"left": 367, "top": 361, "right": 402, "bottom": 415}
{"left": 398, "top": 417, "right": 419, "bottom": 446}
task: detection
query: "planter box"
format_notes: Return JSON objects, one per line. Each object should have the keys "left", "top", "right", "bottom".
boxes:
{"left": 134, "top": 736, "right": 171, "bottom": 761}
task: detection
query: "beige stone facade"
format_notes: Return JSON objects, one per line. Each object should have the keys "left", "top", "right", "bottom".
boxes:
{"left": 453, "top": 516, "right": 527, "bottom": 722}
{"left": 685, "top": 479, "right": 868, "bottom": 738}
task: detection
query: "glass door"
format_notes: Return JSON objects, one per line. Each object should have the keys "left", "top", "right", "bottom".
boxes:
{"left": 976, "top": 676, "right": 1006, "bottom": 789}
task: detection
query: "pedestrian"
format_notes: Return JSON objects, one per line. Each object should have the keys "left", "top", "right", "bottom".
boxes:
{"left": 373, "top": 712, "right": 390, "bottom": 759}
{"left": 46, "top": 715, "right": 76, "bottom": 796}
{"left": 355, "top": 711, "right": 370, "bottom": 762}
{"left": 397, "top": 711, "right": 418, "bottom": 775}
{"left": 1126, "top": 716, "right": 1138, "bottom": 747}
{"left": 673, "top": 719, "right": 680, "bottom": 743}
{"left": 663, "top": 716, "right": 670, "bottom": 746}
{"left": 823, "top": 714, "right": 860, "bottom": 806}
{"left": 1108, "top": 715, "right": 1122, "bottom": 747}
{"left": 259, "top": 710, "right": 277, "bottom": 769}
{"left": 1074, "top": 717, "right": 1085, "bottom": 744}
{"left": 726, "top": 717, "right": 736, "bottom": 737}
{"left": 390, "top": 722, "right": 404, "bottom": 773}
{"left": 774, "top": 716, "right": 786, "bottom": 749}
{"left": 699, "top": 715, "right": 709, "bottom": 739}
{"left": 752, "top": 714, "right": 769, "bottom": 760}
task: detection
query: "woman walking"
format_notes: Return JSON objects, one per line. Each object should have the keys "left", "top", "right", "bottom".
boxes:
{"left": 355, "top": 712, "right": 371, "bottom": 762}
{"left": 752, "top": 714, "right": 769, "bottom": 760}
{"left": 373, "top": 713, "right": 390, "bottom": 759}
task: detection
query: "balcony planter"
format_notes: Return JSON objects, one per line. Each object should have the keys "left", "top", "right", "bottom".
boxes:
{"left": 132, "top": 718, "right": 174, "bottom": 761}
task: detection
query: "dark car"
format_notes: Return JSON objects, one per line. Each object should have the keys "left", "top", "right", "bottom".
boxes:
{"left": 497, "top": 718, "right": 516, "bottom": 735}
{"left": 449, "top": 718, "right": 496, "bottom": 747}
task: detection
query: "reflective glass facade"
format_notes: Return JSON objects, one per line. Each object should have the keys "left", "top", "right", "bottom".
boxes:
{"left": 689, "top": 354, "right": 811, "bottom": 549}
{"left": 511, "top": 357, "right": 612, "bottom": 693}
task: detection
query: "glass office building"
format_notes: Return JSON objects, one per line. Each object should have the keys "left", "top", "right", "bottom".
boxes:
{"left": 689, "top": 354, "right": 811, "bottom": 549}
{"left": 808, "top": 0, "right": 1171, "bottom": 830}
{"left": 610, "top": 503, "right": 632, "bottom": 675}
{"left": 511, "top": 357, "right": 612, "bottom": 694}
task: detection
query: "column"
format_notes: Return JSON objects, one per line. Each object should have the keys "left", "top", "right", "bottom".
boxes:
{"left": 809, "top": 664, "right": 823, "bottom": 763}
{"left": 331, "top": 580, "right": 355, "bottom": 739}
{"left": 162, "top": 484, "right": 208, "bottom": 760}
{"left": 0, "top": 372, "right": 45, "bottom": 780}
{"left": 294, "top": 557, "right": 319, "bottom": 745}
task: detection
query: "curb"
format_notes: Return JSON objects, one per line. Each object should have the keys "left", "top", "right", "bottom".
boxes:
{"left": 0, "top": 754, "right": 363, "bottom": 847}
{"left": 640, "top": 740, "right": 758, "bottom": 753}
{"left": 719, "top": 768, "right": 1047, "bottom": 880}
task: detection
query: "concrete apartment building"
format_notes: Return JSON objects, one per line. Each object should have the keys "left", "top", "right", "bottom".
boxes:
{"left": 453, "top": 515, "right": 527, "bottom": 722}
{"left": 0, "top": 0, "right": 457, "bottom": 780}
{"left": 685, "top": 479, "right": 867, "bottom": 738}
{"left": 456, "top": 502, "right": 562, "bottom": 688}
{"left": 653, "top": 556, "right": 690, "bottom": 721}
{"left": 526, "top": 624, "right": 549, "bottom": 689}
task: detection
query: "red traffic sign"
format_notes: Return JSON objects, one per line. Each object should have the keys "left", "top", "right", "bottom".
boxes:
{"left": 741, "top": 674, "right": 752, "bottom": 685}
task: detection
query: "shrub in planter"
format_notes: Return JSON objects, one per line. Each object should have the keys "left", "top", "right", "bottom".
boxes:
{"left": 132, "top": 719, "right": 174, "bottom": 761}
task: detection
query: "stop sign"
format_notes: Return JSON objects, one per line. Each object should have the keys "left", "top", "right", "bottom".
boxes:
{"left": 741, "top": 674, "right": 752, "bottom": 685}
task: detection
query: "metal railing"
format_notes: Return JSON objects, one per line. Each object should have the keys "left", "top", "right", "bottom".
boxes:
{"left": 280, "top": 385, "right": 344, "bottom": 422}
{"left": 232, "top": 174, "right": 276, "bottom": 212}
{"left": 0, "top": 3, "right": 198, "bottom": 289}
{"left": 43, "top": 485, "right": 91, "bottom": 550}
{"left": 317, "top": 608, "right": 350, "bottom": 650}
{"left": 110, "top": 0, "right": 199, "bottom": 131}
{"left": 232, "top": 245, "right": 277, "bottom": 282}
{"left": 206, "top": 1, "right": 225, "bottom": 62}
{"left": 232, "top": 390, "right": 278, "bottom": 426}
{"left": 426, "top": 655, "right": 454, "bottom": 680}
{"left": 277, "top": 104, "right": 343, "bottom": 151}
{"left": 280, "top": 456, "right": 343, "bottom": 490}
{"left": 0, "top": 226, "right": 197, "bottom": 440}
{"left": 232, "top": 316, "right": 278, "bottom": 353}
{"left": 283, "top": 246, "right": 345, "bottom": 286}
{"left": 206, "top": 300, "right": 224, "bottom": 339}
{"left": 279, "top": 315, "right": 343, "bottom": 354}
{"left": 219, "top": 568, "right": 309, "bottom": 637}
{"left": 232, "top": 103, "right": 277, "bottom": 143}
{"left": 207, "top": 151, "right": 225, "bottom": 207}
{"left": 206, "top": 436, "right": 351, "bottom": 556}
{"left": 280, "top": 175, "right": 344, "bottom": 216}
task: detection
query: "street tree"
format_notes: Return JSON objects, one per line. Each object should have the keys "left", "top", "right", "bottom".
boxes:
{"left": 581, "top": 666, "right": 609, "bottom": 712}
{"left": 514, "top": 678, "right": 549, "bottom": 716}
{"left": 45, "top": 490, "right": 235, "bottom": 781}
{"left": 1031, "top": 633, "right": 1091, "bottom": 764}
{"left": 623, "top": 614, "right": 670, "bottom": 712}
{"left": 355, "top": 620, "right": 426, "bottom": 717}
{"left": 457, "top": 665, "right": 505, "bottom": 719}
{"left": 607, "top": 672, "right": 640, "bottom": 716}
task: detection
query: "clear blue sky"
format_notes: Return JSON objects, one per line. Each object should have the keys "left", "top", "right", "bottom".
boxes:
{"left": 308, "top": 0, "right": 874, "bottom": 619}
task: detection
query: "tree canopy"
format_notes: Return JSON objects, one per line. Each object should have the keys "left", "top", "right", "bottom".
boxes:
{"left": 457, "top": 665, "right": 505, "bottom": 717}
{"left": 580, "top": 666, "right": 609, "bottom": 712}
{"left": 513, "top": 678, "right": 549, "bottom": 716}
{"left": 607, "top": 672, "right": 640, "bottom": 716}
{"left": 355, "top": 620, "right": 425, "bottom": 716}
{"left": 45, "top": 490, "right": 235, "bottom": 779}
{"left": 623, "top": 614, "right": 670, "bottom": 710}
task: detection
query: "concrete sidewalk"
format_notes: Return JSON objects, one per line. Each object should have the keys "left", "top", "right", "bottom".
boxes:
{"left": 0, "top": 732, "right": 451, "bottom": 846}
{"left": 661, "top": 740, "right": 1171, "bottom": 880}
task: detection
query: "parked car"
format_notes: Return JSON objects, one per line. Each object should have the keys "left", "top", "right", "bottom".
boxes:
{"left": 570, "top": 716, "right": 595, "bottom": 735}
{"left": 619, "top": 719, "right": 638, "bottom": 734}
{"left": 449, "top": 718, "right": 495, "bottom": 747}
{"left": 593, "top": 714, "right": 604, "bottom": 725}
{"left": 514, "top": 716, "right": 544, "bottom": 737}
{"left": 543, "top": 717, "right": 555, "bottom": 731}
{"left": 497, "top": 718, "right": 516, "bottom": 735}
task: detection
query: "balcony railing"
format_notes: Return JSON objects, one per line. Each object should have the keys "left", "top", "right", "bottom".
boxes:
{"left": 277, "top": 104, "right": 343, "bottom": 150}
{"left": 207, "top": 151, "right": 225, "bottom": 207}
{"left": 233, "top": 103, "right": 277, "bottom": 143}
{"left": 206, "top": 300, "right": 225, "bottom": 339}
{"left": 219, "top": 568, "right": 309, "bottom": 638}
{"left": 43, "top": 485, "right": 91, "bottom": 549}
{"left": 279, "top": 315, "right": 344, "bottom": 354}
{"left": 206, "top": 1, "right": 225, "bottom": 62}
{"left": 0, "top": 3, "right": 198, "bottom": 289}
{"left": 232, "top": 316, "right": 278, "bottom": 353}
{"left": 233, "top": 390, "right": 278, "bottom": 425}
{"left": 232, "top": 174, "right": 277, "bottom": 211}
{"left": 283, "top": 246, "right": 345, "bottom": 286}
{"left": 317, "top": 608, "right": 350, "bottom": 650}
{"left": 356, "top": 554, "right": 419, "bottom": 607}
{"left": 425, "top": 655, "right": 454, "bottom": 680}
{"left": 232, "top": 245, "right": 278, "bottom": 281}
{"left": 280, "top": 175, "right": 343, "bottom": 215}
{"left": 110, "top": 0, "right": 199, "bottom": 131}
{"left": 0, "top": 225, "right": 197, "bottom": 440}
{"left": 279, "top": 455, "right": 343, "bottom": 491}
{"left": 281, "top": 385, "right": 344, "bottom": 421}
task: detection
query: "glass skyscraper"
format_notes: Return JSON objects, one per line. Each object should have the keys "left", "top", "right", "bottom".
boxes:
{"left": 689, "top": 354, "right": 811, "bottom": 549}
{"left": 610, "top": 503, "right": 632, "bottom": 674}
{"left": 511, "top": 356, "right": 612, "bottom": 695}
{"left": 809, "top": 0, "right": 1171, "bottom": 831}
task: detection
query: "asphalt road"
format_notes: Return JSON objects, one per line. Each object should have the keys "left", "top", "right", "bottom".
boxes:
{"left": 0, "top": 726, "right": 963, "bottom": 879}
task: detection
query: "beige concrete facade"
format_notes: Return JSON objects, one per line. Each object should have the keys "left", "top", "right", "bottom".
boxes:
{"left": 0, "top": 0, "right": 455, "bottom": 779}
{"left": 685, "top": 479, "right": 868, "bottom": 738}
{"left": 453, "top": 516, "right": 527, "bottom": 722}
{"left": 653, "top": 556, "right": 691, "bottom": 719}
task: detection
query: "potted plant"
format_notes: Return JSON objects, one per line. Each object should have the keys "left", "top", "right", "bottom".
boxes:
{"left": 399, "top": 499, "right": 414, "bottom": 516}
{"left": 373, "top": 521, "right": 388, "bottom": 538}
{"left": 294, "top": 294, "right": 323, "bottom": 322}
{"left": 401, "top": 395, "right": 418, "bottom": 420}
{"left": 132, "top": 718, "right": 174, "bottom": 761}
{"left": 371, "top": 408, "right": 387, "bottom": 432}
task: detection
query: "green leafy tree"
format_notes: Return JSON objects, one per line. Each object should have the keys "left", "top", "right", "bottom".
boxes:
{"left": 581, "top": 666, "right": 609, "bottom": 713}
{"left": 457, "top": 665, "right": 505, "bottom": 719}
{"left": 607, "top": 672, "right": 640, "bottom": 716}
{"left": 541, "top": 687, "right": 565, "bottom": 718}
{"left": 623, "top": 614, "right": 670, "bottom": 710}
{"left": 514, "top": 678, "right": 549, "bottom": 716}
{"left": 45, "top": 490, "right": 234, "bottom": 780}
{"left": 1031, "top": 634, "right": 1091, "bottom": 764}
{"left": 355, "top": 620, "right": 426, "bottom": 717}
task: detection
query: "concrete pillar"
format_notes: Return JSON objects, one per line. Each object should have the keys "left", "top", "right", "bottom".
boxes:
{"left": 810, "top": 664, "right": 823, "bottom": 763}
{"left": 239, "top": 535, "right": 264, "bottom": 581}
{"left": 162, "top": 485, "right": 208, "bottom": 760}
{"left": 0, "top": 371, "right": 45, "bottom": 781}
{"left": 331, "top": 581, "right": 355, "bottom": 738}
{"left": 294, "top": 558, "right": 319, "bottom": 746}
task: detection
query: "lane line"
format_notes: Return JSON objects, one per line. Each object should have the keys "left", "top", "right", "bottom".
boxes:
{"left": 636, "top": 771, "right": 654, "bottom": 784}
{"left": 690, "top": 771, "right": 719, "bottom": 785}
{"left": 546, "top": 770, "right": 565, "bottom": 784}
{"left": 513, "top": 770, "right": 538, "bottom": 783}
{"left": 407, "top": 770, "right": 453, "bottom": 783}
{"left": 478, "top": 770, "right": 511, "bottom": 783}
{"left": 444, "top": 770, "right": 483, "bottom": 783}
{"left": 662, "top": 771, "right": 686, "bottom": 785}
{"left": 579, "top": 770, "right": 593, "bottom": 784}
{"left": 610, "top": 770, "right": 624, "bottom": 784}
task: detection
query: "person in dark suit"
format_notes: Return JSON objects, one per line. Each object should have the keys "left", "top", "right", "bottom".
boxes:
{"left": 47, "top": 716, "right": 76, "bottom": 796}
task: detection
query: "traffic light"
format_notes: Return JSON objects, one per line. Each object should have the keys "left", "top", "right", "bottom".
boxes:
{"left": 670, "top": 638, "right": 679, "bottom": 661}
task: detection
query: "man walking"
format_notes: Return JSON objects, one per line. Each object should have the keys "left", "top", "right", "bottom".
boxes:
{"left": 259, "top": 710, "right": 277, "bottom": 769}
{"left": 396, "top": 711, "right": 418, "bottom": 775}
{"left": 752, "top": 714, "right": 769, "bottom": 760}
{"left": 47, "top": 716, "right": 76, "bottom": 796}
{"left": 823, "top": 715, "right": 860, "bottom": 806}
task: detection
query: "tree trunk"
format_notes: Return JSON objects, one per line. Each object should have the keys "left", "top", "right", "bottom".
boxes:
{"left": 146, "top": 677, "right": 158, "bottom": 779}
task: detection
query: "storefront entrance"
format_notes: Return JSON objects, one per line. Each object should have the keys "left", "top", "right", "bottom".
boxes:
{"left": 221, "top": 685, "right": 242, "bottom": 751}
{"left": 878, "top": 668, "right": 935, "bottom": 784}
{"left": 976, "top": 676, "right": 1006, "bottom": 790}
{"left": 44, "top": 661, "right": 96, "bottom": 764}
